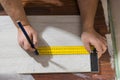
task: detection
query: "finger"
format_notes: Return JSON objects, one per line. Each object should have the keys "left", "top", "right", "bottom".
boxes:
{"left": 92, "top": 41, "right": 103, "bottom": 54}
{"left": 19, "top": 40, "right": 24, "bottom": 48}
{"left": 83, "top": 41, "right": 91, "bottom": 53}
{"left": 101, "top": 37, "right": 107, "bottom": 46}
{"left": 98, "top": 52, "right": 103, "bottom": 59}
{"left": 95, "top": 43, "right": 106, "bottom": 59}
{"left": 23, "top": 39, "right": 35, "bottom": 52}
{"left": 102, "top": 36, "right": 107, "bottom": 40}
{"left": 32, "top": 32, "right": 38, "bottom": 48}
{"left": 18, "top": 36, "right": 24, "bottom": 47}
{"left": 101, "top": 43, "right": 107, "bottom": 54}
{"left": 99, "top": 38, "right": 107, "bottom": 53}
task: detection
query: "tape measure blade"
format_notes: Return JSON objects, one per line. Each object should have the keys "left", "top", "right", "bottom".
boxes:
{"left": 37, "top": 46, "right": 89, "bottom": 55}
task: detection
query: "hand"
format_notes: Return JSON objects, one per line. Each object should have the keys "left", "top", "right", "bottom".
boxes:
{"left": 81, "top": 30, "right": 107, "bottom": 58}
{"left": 17, "top": 25, "right": 38, "bottom": 52}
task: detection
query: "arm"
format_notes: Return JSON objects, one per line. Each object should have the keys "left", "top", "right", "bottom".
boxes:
{"left": 0, "top": 0, "right": 38, "bottom": 52}
{"left": 77, "top": 0, "right": 107, "bottom": 58}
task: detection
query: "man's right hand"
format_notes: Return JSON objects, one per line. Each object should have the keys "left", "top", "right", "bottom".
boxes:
{"left": 17, "top": 25, "right": 38, "bottom": 52}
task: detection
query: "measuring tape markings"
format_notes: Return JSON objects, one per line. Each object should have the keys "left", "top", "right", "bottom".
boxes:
{"left": 37, "top": 46, "right": 89, "bottom": 55}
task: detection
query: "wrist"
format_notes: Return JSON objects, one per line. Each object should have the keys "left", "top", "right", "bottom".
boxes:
{"left": 82, "top": 19, "right": 94, "bottom": 32}
{"left": 16, "top": 22, "right": 31, "bottom": 31}
{"left": 82, "top": 25, "right": 95, "bottom": 32}
{"left": 20, "top": 20, "right": 30, "bottom": 26}
{"left": 16, "top": 20, "right": 31, "bottom": 28}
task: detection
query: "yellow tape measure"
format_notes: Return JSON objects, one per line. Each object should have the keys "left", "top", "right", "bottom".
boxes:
{"left": 37, "top": 46, "right": 90, "bottom": 55}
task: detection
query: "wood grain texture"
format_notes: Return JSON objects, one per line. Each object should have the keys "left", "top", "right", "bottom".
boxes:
{"left": 0, "top": 0, "right": 115, "bottom": 80}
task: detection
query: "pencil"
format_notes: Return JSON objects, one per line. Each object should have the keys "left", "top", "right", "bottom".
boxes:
{"left": 17, "top": 21, "right": 39, "bottom": 55}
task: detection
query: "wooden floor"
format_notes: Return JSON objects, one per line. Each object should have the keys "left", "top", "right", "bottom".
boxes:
{"left": 0, "top": 0, "right": 115, "bottom": 80}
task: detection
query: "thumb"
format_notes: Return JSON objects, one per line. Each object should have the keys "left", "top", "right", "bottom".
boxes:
{"left": 83, "top": 41, "right": 91, "bottom": 53}
{"left": 32, "top": 33, "right": 38, "bottom": 48}
{"left": 98, "top": 52, "right": 102, "bottom": 59}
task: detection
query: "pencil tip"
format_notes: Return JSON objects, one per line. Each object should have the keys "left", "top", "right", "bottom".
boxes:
{"left": 34, "top": 50, "right": 39, "bottom": 55}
